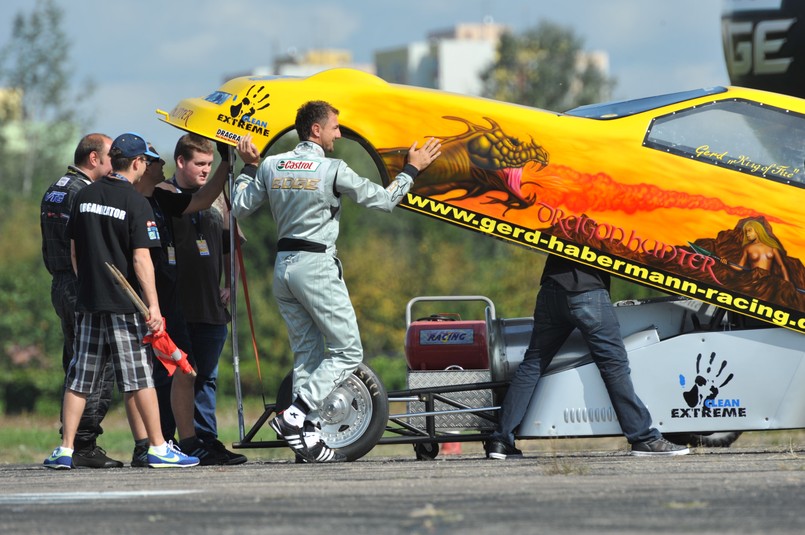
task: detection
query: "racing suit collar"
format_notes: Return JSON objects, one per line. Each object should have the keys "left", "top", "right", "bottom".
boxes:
{"left": 296, "top": 141, "right": 325, "bottom": 157}
{"left": 67, "top": 165, "right": 93, "bottom": 185}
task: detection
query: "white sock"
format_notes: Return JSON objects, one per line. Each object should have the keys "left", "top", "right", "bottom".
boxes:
{"left": 57, "top": 447, "right": 74, "bottom": 455}
{"left": 150, "top": 442, "right": 168, "bottom": 455}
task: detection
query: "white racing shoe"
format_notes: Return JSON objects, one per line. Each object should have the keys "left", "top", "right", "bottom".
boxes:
{"left": 270, "top": 412, "right": 346, "bottom": 463}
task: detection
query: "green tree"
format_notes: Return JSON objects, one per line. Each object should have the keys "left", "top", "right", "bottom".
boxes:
{"left": 0, "top": 0, "right": 94, "bottom": 197}
{"left": 0, "top": 0, "right": 95, "bottom": 411}
{"left": 0, "top": 196, "right": 63, "bottom": 412}
{"left": 480, "top": 20, "right": 661, "bottom": 303}
{"left": 481, "top": 20, "right": 615, "bottom": 111}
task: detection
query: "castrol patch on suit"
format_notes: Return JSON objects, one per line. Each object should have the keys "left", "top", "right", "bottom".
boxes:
{"left": 276, "top": 159, "right": 320, "bottom": 172}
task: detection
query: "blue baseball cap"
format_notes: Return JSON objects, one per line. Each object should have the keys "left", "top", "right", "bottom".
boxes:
{"left": 111, "top": 132, "right": 161, "bottom": 160}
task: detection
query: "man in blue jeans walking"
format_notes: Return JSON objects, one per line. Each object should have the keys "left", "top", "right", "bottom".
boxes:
{"left": 487, "top": 254, "right": 690, "bottom": 459}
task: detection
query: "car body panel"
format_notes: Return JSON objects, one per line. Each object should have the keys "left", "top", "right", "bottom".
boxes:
{"left": 159, "top": 68, "right": 805, "bottom": 333}
{"left": 511, "top": 299, "right": 805, "bottom": 437}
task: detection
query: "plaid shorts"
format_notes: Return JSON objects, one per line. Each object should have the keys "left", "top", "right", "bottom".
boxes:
{"left": 66, "top": 312, "right": 155, "bottom": 393}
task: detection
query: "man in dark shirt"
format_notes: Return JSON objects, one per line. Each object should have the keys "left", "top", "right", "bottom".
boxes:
{"left": 487, "top": 255, "right": 690, "bottom": 459}
{"left": 159, "top": 133, "right": 245, "bottom": 464}
{"left": 133, "top": 141, "right": 244, "bottom": 465}
{"left": 40, "top": 133, "right": 122, "bottom": 468}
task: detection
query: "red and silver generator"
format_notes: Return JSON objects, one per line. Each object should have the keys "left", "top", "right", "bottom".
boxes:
{"left": 405, "top": 313, "right": 489, "bottom": 371}
{"left": 403, "top": 296, "right": 503, "bottom": 430}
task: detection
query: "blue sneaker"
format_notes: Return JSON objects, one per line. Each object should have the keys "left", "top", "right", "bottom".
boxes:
{"left": 147, "top": 441, "right": 200, "bottom": 468}
{"left": 44, "top": 447, "right": 73, "bottom": 470}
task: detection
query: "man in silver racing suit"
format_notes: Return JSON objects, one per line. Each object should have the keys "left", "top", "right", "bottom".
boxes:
{"left": 231, "top": 100, "right": 441, "bottom": 462}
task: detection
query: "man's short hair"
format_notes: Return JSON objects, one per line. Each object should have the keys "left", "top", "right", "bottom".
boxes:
{"left": 110, "top": 153, "right": 137, "bottom": 172}
{"left": 295, "top": 101, "right": 339, "bottom": 141}
{"left": 173, "top": 133, "right": 214, "bottom": 163}
{"left": 74, "top": 133, "right": 111, "bottom": 166}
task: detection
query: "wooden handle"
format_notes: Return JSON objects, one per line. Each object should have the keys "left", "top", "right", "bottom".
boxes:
{"left": 105, "top": 262, "right": 150, "bottom": 318}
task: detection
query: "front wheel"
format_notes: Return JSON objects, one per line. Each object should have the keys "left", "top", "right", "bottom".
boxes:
{"left": 276, "top": 363, "right": 389, "bottom": 461}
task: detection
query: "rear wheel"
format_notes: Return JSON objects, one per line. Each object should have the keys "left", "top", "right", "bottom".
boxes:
{"left": 664, "top": 431, "right": 742, "bottom": 448}
{"left": 276, "top": 363, "right": 389, "bottom": 461}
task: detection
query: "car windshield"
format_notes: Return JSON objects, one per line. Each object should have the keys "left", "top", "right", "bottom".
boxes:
{"left": 565, "top": 87, "right": 728, "bottom": 119}
{"left": 644, "top": 99, "right": 805, "bottom": 186}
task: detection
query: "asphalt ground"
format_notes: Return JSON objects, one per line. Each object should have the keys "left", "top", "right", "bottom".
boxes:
{"left": 0, "top": 445, "right": 803, "bottom": 535}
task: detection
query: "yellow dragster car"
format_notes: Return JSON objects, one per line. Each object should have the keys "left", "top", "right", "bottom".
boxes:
{"left": 159, "top": 68, "right": 805, "bottom": 333}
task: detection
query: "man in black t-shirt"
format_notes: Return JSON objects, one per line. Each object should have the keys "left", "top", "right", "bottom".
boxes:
{"left": 40, "top": 133, "right": 123, "bottom": 469}
{"left": 44, "top": 132, "right": 198, "bottom": 469}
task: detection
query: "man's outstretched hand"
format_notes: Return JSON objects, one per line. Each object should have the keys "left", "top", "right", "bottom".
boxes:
{"left": 407, "top": 137, "right": 442, "bottom": 172}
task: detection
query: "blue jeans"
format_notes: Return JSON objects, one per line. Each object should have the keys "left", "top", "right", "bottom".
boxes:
{"left": 493, "top": 280, "right": 660, "bottom": 446}
{"left": 186, "top": 322, "right": 228, "bottom": 440}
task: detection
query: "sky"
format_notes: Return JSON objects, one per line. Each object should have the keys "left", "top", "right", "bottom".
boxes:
{"left": 0, "top": 0, "right": 730, "bottom": 154}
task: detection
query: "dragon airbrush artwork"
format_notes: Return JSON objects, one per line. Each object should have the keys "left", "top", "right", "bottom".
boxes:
{"left": 379, "top": 116, "right": 548, "bottom": 214}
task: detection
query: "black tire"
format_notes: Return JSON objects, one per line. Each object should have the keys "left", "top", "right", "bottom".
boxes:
{"left": 664, "top": 431, "right": 742, "bottom": 448}
{"left": 275, "top": 363, "right": 389, "bottom": 462}
{"left": 414, "top": 442, "right": 439, "bottom": 461}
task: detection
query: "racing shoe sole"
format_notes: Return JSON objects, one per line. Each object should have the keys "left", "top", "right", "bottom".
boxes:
{"left": 305, "top": 440, "right": 347, "bottom": 463}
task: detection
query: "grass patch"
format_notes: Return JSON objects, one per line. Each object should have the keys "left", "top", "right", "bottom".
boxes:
{"left": 1, "top": 396, "right": 420, "bottom": 464}
{"left": 3, "top": 397, "right": 804, "bottom": 465}
{"left": 1, "top": 395, "right": 294, "bottom": 465}
{"left": 542, "top": 457, "right": 591, "bottom": 476}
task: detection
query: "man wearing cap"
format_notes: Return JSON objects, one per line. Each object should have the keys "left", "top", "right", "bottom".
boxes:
{"left": 44, "top": 133, "right": 199, "bottom": 469}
